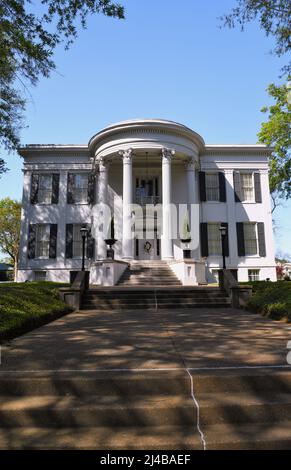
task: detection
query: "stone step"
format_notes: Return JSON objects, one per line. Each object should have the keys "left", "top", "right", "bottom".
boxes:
{"left": 81, "top": 303, "right": 231, "bottom": 310}
{"left": 85, "top": 289, "right": 225, "bottom": 297}
{"left": 0, "top": 425, "right": 201, "bottom": 449}
{"left": 82, "top": 297, "right": 230, "bottom": 305}
{"left": 118, "top": 262, "right": 183, "bottom": 287}
{"left": 83, "top": 295, "right": 229, "bottom": 302}
{"left": 1, "top": 392, "right": 291, "bottom": 430}
{"left": 192, "top": 371, "right": 291, "bottom": 394}
{"left": 0, "top": 372, "right": 190, "bottom": 397}
{"left": 198, "top": 392, "right": 291, "bottom": 425}
{"left": 0, "top": 395, "right": 196, "bottom": 428}
{"left": 203, "top": 421, "right": 291, "bottom": 450}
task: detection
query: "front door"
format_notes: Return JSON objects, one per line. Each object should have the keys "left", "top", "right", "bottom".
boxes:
{"left": 135, "top": 235, "right": 161, "bottom": 260}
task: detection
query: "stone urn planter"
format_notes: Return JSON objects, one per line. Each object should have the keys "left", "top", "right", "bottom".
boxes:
{"left": 181, "top": 238, "right": 191, "bottom": 259}
{"left": 105, "top": 238, "right": 117, "bottom": 260}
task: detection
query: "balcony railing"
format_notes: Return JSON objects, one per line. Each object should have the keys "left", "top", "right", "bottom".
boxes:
{"left": 134, "top": 196, "right": 161, "bottom": 206}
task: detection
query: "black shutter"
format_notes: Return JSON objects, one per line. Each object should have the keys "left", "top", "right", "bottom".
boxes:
{"left": 67, "top": 173, "right": 75, "bottom": 204}
{"left": 257, "top": 222, "right": 266, "bottom": 257}
{"left": 49, "top": 224, "right": 58, "bottom": 258}
{"left": 200, "top": 223, "right": 208, "bottom": 257}
{"left": 236, "top": 222, "right": 245, "bottom": 256}
{"left": 51, "top": 174, "right": 60, "bottom": 204}
{"left": 254, "top": 173, "right": 262, "bottom": 203}
{"left": 199, "top": 172, "right": 206, "bottom": 202}
{"left": 66, "top": 224, "right": 73, "bottom": 258}
{"left": 87, "top": 173, "right": 95, "bottom": 205}
{"left": 30, "top": 174, "right": 39, "bottom": 204}
{"left": 219, "top": 172, "right": 226, "bottom": 202}
{"left": 28, "top": 224, "right": 36, "bottom": 259}
{"left": 221, "top": 222, "right": 229, "bottom": 257}
{"left": 234, "top": 172, "right": 241, "bottom": 202}
{"left": 86, "top": 228, "right": 95, "bottom": 259}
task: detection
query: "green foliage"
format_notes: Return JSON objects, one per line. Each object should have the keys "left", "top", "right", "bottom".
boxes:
{"left": 0, "top": 198, "right": 21, "bottom": 269}
{"left": 258, "top": 81, "right": 291, "bottom": 207}
{"left": 182, "top": 212, "right": 191, "bottom": 240}
{"left": 221, "top": 0, "right": 291, "bottom": 75}
{"left": 0, "top": 1, "right": 125, "bottom": 170}
{"left": 247, "top": 281, "right": 291, "bottom": 321}
{"left": 0, "top": 281, "right": 71, "bottom": 340}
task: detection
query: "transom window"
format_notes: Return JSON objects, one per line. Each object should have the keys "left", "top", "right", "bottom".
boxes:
{"left": 244, "top": 222, "right": 257, "bottom": 255}
{"left": 206, "top": 173, "right": 220, "bottom": 201}
{"left": 73, "top": 224, "right": 86, "bottom": 258}
{"left": 72, "top": 174, "right": 89, "bottom": 204}
{"left": 208, "top": 223, "right": 222, "bottom": 256}
{"left": 248, "top": 269, "right": 260, "bottom": 282}
{"left": 35, "top": 224, "right": 50, "bottom": 258}
{"left": 241, "top": 173, "right": 254, "bottom": 202}
{"left": 38, "top": 174, "right": 52, "bottom": 204}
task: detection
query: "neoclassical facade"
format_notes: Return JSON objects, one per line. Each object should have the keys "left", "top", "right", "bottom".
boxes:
{"left": 17, "top": 119, "right": 276, "bottom": 285}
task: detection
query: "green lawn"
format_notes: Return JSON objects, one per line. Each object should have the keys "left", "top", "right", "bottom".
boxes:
{"left": 0, "top": 282, "right": 72, "bottom": 341}
{"left": 245, "top": 281, "right": 291, "bottom": 321}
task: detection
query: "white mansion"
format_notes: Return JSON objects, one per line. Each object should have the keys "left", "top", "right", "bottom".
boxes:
{"left": 17, "top": 119, "right": 276, "bottom": 285}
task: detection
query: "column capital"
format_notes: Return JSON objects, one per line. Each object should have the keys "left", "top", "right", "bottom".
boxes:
{"left": 185, "top": 157, "right": 198, "bottom": 172}
{"left": 162, "top": 147, "right": 175, "bottom": 162}
{"left": 119, "top": 148, "right": 133, "bottom": 163}
{"left": 97, "top": 157, "right": 110, "bottom": 172}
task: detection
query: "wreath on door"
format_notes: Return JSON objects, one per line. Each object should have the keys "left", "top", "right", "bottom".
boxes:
{"left": 144, "top": 241, "right": 152, "bottom": 253}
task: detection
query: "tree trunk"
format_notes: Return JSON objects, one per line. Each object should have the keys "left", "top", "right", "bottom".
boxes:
{"left": 13, "top": 257, "right": 18, "bottom": 282}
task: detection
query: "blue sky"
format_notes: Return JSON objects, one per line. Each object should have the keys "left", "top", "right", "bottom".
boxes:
{"left": 0, "top": 0, "right": 290, "bottom": 257}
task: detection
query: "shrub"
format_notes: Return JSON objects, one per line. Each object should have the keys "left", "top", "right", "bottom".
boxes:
{"left": 245, "top": 281, "right": 291, "bottom": 322}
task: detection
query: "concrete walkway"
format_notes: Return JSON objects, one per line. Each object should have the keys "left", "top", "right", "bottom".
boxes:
{"left": 1, "top": 308, "right": 291, "bottom": 372}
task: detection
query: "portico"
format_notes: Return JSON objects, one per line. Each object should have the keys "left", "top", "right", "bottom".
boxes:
{"left": 89, "top": 119, "right": 203, "bottom": 264}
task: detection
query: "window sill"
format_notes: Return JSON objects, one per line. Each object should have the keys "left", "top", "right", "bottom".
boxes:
{"left": 32, "top": 203, "right": 53, "bottom": 206}
{"left": 203, "top": 201, "right": 225, "bottom": 204}
{"left": 67, "top": 203, "right": 89, "bottom": 206}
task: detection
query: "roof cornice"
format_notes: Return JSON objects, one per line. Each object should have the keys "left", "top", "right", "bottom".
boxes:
{"left": 88, "top": 119, "right": 205, "bottom": 154}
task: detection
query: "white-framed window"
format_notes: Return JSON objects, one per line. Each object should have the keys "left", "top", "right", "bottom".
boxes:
{"left": 208, "top": 223, "right": 222, "bottom": 256}
{"left": 241, "top": 173, "right": 254, "bottom": 202}
{"left": 248, "top": 269, "right": 260, "bottom": 282}
{"left": 38, "top": 174, "right": 53, "bottom": 204}
{"left": 244, "top": 222, "right": 258, "bottom": 255}
{"left": 34, "top": 271, "right": 47, "bottom": 281}
{"left": 73, "top": 174, "right": 89, "bottom": 204}
{"left": 205, "top": 173, "right": 220, "bottom": 201}
{"left": 72, "top": 224, "right": 86, "bottom": 258}
{"left": 35, "top": 224, "right": 50, "bottom": 258}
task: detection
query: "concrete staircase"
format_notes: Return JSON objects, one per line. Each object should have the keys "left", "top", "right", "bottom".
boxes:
{"left": 82, "top": 260, "right": 231, "bottom": 310}
{"left": 81, "top": 287, "right": 231, "bottom": 310}
{"left": 194, "top": 369, "right": 291, "bottom": 450}
{"left": 0, "top": 371, "right": 199, "bottom": 449}
{"left": 118, "top": 261, "right": 182, "bottom": 287}
{"left": 1, "top": 369, "right": 291, "bottom": 449}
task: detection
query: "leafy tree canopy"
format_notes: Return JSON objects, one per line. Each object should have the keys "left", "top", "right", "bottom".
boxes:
{"left": 0, "top": 0, "right": 125, "bottom": 173}
{"left": 0, "top": 198, "right": 22, "bottom": 276}
{"left": 258, "top": 80, "right": 291, "bottom": 211}
{"left": 221, "top": 0, "right": 291, "bottom": 74}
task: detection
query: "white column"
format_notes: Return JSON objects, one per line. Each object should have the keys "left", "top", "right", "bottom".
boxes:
{"left": 120, "top": 149, "right": 134, "bottom": 260}
{"left": 225, "top": 169, "right": 237, "bottom": 268}
{"left": 186, "top": 157, "right": 200, "bottom": 259}
{"left": 162, "top": 148, "right": 175, "bottom": 259}
{"left": 97, "top": 157, "right": 109, "bottom": 260}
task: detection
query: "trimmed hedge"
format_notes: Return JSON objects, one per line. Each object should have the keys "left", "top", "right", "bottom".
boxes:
{"left": 0, "top": 282, "right": 72, "bottom": 341}
{"left": 245, "top": 281, "right": 291, "bottom": 321}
